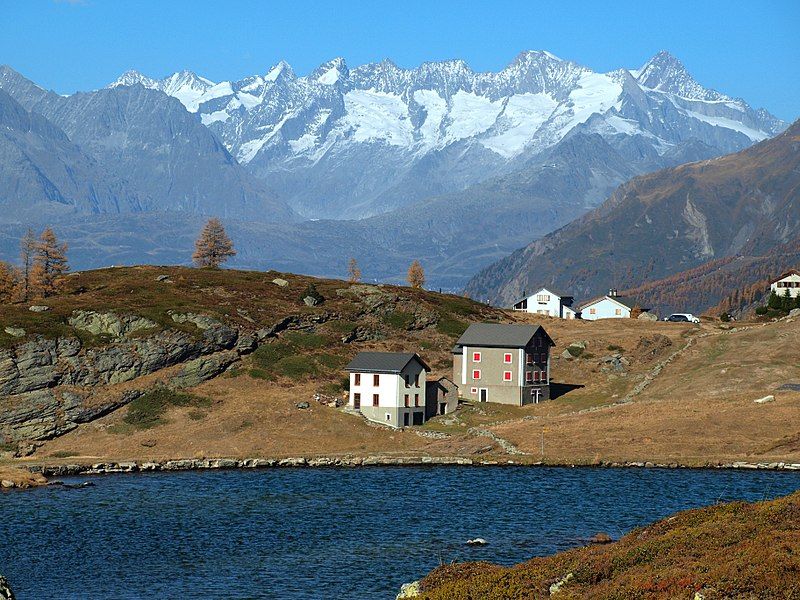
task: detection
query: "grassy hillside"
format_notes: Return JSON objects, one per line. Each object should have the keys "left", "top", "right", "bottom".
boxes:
{"left": 417, "top": 491, "right": 800, "bottom": 599}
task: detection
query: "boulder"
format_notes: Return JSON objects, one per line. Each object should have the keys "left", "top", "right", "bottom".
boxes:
{"left": 28, "top": 305, "right": 49, "bottom": 312}
{"left": 589, "top": 532, "right": 613, "bottom": 544}
{"left": 790, "top": 308, "right": 800, "bottom": 318}
{"left": 466, "top": 537, "right": 488, "bottom": 546}
{"left": 155, "top": 274, "right": 171, "bottom": 282}
{"left": 396, "top": 581, "right": 420, "bottom": 599}
{"left": 169, "top": 350, "right": 238, "bottom": 389}
{"left": 3, "top": 328, "right": 25, "bottom": 338}
{"left": 754, "top": 395, "right": 775, "bottom": 404}
{"left": 272, "top": 278, "right": 289, "bottom": 287}
{"left": 68, "top": 311, "right": 156, "bottom": 337}
{"left": 638, "top": 311, "right": 658, "bottom": 321}
{"left": 295, "top": 401, "right": 310, "bottom": 409}
{"left": 303, "top": 295, "right": 320, "bottom": 307}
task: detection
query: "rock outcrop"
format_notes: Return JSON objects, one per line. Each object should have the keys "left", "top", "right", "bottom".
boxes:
{"left": 0, "top": 310, "right": 249, "bottom": 446}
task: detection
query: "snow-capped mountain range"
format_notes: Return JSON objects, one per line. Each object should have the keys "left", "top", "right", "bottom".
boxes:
{"left": 110, "top": 50, "right": 785, "bottom": 219}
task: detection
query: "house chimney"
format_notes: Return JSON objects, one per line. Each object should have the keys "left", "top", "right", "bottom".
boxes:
{"left": 608, "top": 288, "right": 615, "bottom": 297}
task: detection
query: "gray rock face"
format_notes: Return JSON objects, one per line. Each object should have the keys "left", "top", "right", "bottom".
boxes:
{"left": 0, "top": 312, "right": 246, "bottom": 443}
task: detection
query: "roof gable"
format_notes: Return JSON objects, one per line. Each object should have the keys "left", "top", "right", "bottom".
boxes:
{"left": 455, "top": 323, "right": 554, "bottom": 349}
{"left": 580, "top": 295, "right": 647, "bottom": 311}
{"left": 771, "top": 269, "right": 800, "bottom": 284}
{"left": 345, "top": 352, "right": 429, "bottom": 373}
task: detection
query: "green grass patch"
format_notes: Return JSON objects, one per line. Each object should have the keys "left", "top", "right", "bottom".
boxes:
{"left": 316, "top": 352, "right": 347, "bottom": 370}
{"left": 252, "top": 342, "right": 293, "bottom": 369}
{"left": 566, "top": 345, "right": 585, "bottom": 357}
{"left": 437, "top": 315, "right": 468, "bottom": 337}
{"left": 327, "top": 320, "right": 358, "bottom": 334}
{"left": 187, "top": 409, "right": 207, "bottom": 421}
{"left": 321, "top": 381, "right": 344, "bottom": 395}
{"left": 248, "top": 368, "right": 276, "bottom": 381}
{"left": 0, "top": 441, "right": 17, "bottom": 453}
{"left": 284, "top": 331, "right": 329, "bottom": 349}
{"left": 272, "top": 355, "right": 319, "bottom": 380}
{"left": 437, "top": 295, "right": 480, "bottom": 317}
{"left": 383, "top": 310, "right": 415, "bottom": 330}
{"left": 121, "top": 388, "right": 211, "bottom": 430}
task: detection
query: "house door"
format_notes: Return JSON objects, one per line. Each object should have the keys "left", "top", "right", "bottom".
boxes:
{"left": 353, "top": 393, "right": 360, "bottom": 409}
{"left": 479, "top": 388, "right": 488, "bottom": 402}
{"left": 403, "top": 413, "right": 410, "bottom": 427}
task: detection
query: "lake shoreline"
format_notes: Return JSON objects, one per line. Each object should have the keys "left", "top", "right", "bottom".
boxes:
{"left": 13, "top": 454, "right": 800, "bottom": 482}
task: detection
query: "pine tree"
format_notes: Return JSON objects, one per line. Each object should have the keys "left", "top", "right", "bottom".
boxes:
{"left": 193, "top": 218, "right": 236, "bottom": 268}
{"left": 30, "top": 228, "right": 69, "bottom": 298}
{"left": 767, "top": 290, "right": 782, "bottom": 310}
{"left": 407, "top": 260, "right": 425, "bottom": 289}
{"left": 0, "top": 261, "right": 17, "bottom": 303}
{"left": 18, "top": 228, "right": 36, "bottom": 301}
{"left": 347, "top": 257, "right": 361, "bottom": 283}
{"left": 781, "top": 288, "right": 793, "bottom": 312}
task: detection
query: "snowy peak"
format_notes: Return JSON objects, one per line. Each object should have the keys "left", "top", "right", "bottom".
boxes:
{"left": 635, "top": 50, "right": 726, "bottom": 101}
{"left": 265, "top": 60, "right": 295, "bottom": 83}
{"left": 310, "top": 57, "right": 348, "bottom": 85}
{"left": 111, "top": 69, "right": 158, "bottom": 89}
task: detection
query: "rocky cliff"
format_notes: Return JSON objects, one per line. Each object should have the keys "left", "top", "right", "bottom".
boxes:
{"left": 1, "top": 310, "right": 262, "bottom": 451}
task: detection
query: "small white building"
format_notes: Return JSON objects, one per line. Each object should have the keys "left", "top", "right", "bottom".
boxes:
{"left": 512, "top": 287, "right": 578, "bottom": 319}
{"left": 579, "top": 289, "right": 649, "bottom": 320}
{"left": 345, "top": 352, "right": 429, "bottom": 428}
{"left": 770, "top": 270, "right": 800, "bottom": 298}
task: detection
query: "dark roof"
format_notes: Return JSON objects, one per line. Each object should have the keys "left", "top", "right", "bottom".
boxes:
{"left": 454, "top": 323, "right": 554, "bottom": 349}
{"left": 345, "top": 352, "right": 429, "bottom": 373}
{"left": 771, "top": 269, "right": 800, "bottom": 284}
{"left": 579, "top": 295, "right": 649, "bottom": 311}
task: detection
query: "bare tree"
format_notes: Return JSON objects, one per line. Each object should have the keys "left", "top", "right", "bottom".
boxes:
{"left": 18, "top": 228, "right": 36, "bottom": 301}
{"left": 407, "top": 260, "right": 425, "bottom": 289}
{"left": 347, "top": 257, "right": 362, "bottom": 283}
{"left": 193, "top": 218, "right": 236, "bottom": 268}
{"left": 30, "top": 227, "right": 69, "bottom": 297}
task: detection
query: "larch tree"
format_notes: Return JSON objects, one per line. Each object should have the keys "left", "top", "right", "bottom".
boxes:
{"left": 30, "top": 227, "right": 69, "bottom": 298}
{"left": 347, "top": 257, "right": 361, "bottom": 283}
{"left": 193, "top": 218, "right": 236, "bottom": 268}
{"left": 18, "top": 228, "right": 36, "bottom": 301}
{"left": 0, "top": 261, "right": 18, "bottom": 303}
{"left": 407, "top": 260, "right": 425, "bottom": 289}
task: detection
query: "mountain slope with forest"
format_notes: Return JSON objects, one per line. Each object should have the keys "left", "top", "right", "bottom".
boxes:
{"left": 465, "top": 119, "right": 800, "bottom": 312}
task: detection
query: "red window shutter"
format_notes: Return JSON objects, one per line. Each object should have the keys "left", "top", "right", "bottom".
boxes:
{"left": 503, "top": 371, "right": 512, "bottom": 381}
{"left": 473, "top": 352, "right": 481, "bottom": 362}
{"left": 473, "top": 370, "right": 481, "bottom": 380}
{"left": 504, "top": 353, "right": 512, "bottom": 363}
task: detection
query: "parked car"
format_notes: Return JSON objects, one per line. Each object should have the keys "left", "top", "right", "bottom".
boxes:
{"left": 663, "top": 313, "right": 700, "bottom": 323}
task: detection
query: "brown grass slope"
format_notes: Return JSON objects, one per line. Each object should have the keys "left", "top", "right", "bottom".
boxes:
{"left": 466, "top": 119, "right": 800, "bottom": 312}
{"left": 419, "top": 491, "right": 800, "bottom": 599}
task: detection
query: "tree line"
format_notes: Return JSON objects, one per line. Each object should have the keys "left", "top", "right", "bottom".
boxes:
{"left": 0, "top": 228, "right": 69, "bottom": 302}
{"left": 1, "top": 218, "right": 429, "bottom": 304}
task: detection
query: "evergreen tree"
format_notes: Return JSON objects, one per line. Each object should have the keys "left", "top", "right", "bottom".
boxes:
{"left": 193, "top": 218, "right": 236, "bottom": 268}
{"left": 407, "top": 260, "right": 425, "bottom": 289}
{"left": 766, "top": 290, "right": 782, "bottom": 310}
{"left": 30, "top": 228, "right": 69, "bottom": 297}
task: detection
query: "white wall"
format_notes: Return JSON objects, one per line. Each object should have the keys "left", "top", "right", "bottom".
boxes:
{"left": 771, "top": 274, "right": 800, "bottom": 298}
{"left": 349, "top": 372, "right": 402, "bottom": 408}
{"left": 581, "top": 297, "right": 631, "bottom": 320}
{"left": 518, "top": 289, "right": 564, "bottom": 317}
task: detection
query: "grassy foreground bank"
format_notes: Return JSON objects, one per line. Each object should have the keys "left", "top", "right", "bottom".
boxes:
{"left": 414, "top": 491, "right": 800, "bottom": 599}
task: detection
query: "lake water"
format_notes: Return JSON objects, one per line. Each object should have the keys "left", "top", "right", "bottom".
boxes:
{"left": 1, "top": 466, "right": 798, "bottom": 599}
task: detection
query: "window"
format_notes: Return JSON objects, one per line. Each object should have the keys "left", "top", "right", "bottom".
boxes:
{"left": 470, "top": 387, "right": 478, "bottom": 394}
{"left": 472, "top": 352, "right": 481, "bottom": 362}
{"left": 414, "top": 394, "right": 419, "bottom": 407}
{"left": 589, "top": 308, "right": 596, "bottom": 315}
{"left": 372, "top": 393, "right": 379, "bottom": 407}
{"left": 386, "top": 414, "right": 391, "bottom": 422}
{"left": 526, "top": 354, "right": 533, "bottom": 366}
{"left": 504, "top": 353, "right": 513, "bottom": 363}
{"left": 472, "top": 369, "right": 481, "bottom": 380}
{"left": 354, "top": 373, "right": 361, "bottom": 386}
{"left": 404, "top": 394, "right": 410, "bottom": 407}
{"left": 404, "top": 374, "right": 410, "bottom": 388}
{"left": 533, "top": 371, "right": 540, "bottom": 382}
{"left": 414, "top": 373, "right": 420, "bottom": 386}
{"left": 526, "top": 372, "right": 533, "bottom": 383}
{"left": 353, "top": 392, "right": 361, "bottom": 404}
{"left": 537, "top": 294, "right": 550, "bottom": 302}
{"left": 373, "top": 374, "right": 380, "bottom": 386}
{"left": 503, "top": 371, "right": 512, "bottom": 382}
{"left": 615, "top": 308, "right": 622, "bottom": 316}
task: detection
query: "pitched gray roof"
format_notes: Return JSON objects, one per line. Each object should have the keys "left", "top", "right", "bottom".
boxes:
{"left": 579, "top": 295, "right": 648, "bottom": 311}
{"left": 345, "top": 352, "right": 429, "bottom": 373}
{"left": 454, "top": 323, "right": 553, "bottom": 349}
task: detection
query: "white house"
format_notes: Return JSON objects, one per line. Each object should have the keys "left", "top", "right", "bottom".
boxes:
{"left": 770, "top": 269, "right": 800, "bottom": 298}
{"left": 512, "top": 287, "right": 578, "bottom": 319}
{"left": 346, "top": 352, "right": 429, "bottom": 428}
{"left": 579, "top": 289, "right": 649, "bottom": 320}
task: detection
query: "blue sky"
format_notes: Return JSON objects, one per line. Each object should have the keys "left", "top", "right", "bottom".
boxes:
{"left": 3, "top": 0, "right": 798, "bottom": 120}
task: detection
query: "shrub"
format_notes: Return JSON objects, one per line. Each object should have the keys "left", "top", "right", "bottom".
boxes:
{"left": 719, "top": 312, "right": 731, "bottom": 322}
{"left": 755, "top": 306, "right": 768, "bottom": 315}
{"left": 251, "top": 342, "right": 292, "bottom": 369}
{"left": 122, "top": 388, "right": 210, "bottom": 430}
{"left": 299, "top": 283, "right": 324, "bottom": 305}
